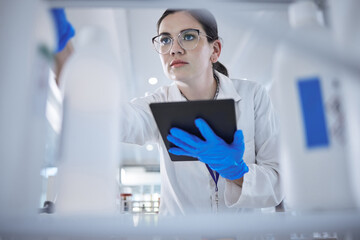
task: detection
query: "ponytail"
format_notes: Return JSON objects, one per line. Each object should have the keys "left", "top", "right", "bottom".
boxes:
{"left": 213, "top": 61, "right": 228, "bottom": 77}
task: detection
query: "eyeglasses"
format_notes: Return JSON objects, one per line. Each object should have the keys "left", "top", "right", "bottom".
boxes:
{"left": 152, "top": 29, "right": 212, "bottom": 54}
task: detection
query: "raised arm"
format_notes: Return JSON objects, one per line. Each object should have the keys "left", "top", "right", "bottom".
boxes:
{"left": 50, "top": 8, "right": 75, "bottom": 85}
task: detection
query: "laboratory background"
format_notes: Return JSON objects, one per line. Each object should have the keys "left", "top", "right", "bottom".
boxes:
{"left": 1, "top": 0, "right": 360, "bottom": 239}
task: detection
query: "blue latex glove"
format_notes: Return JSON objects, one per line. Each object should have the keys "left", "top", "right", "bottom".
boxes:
{"left": 50, "top": 8, "right": 75, "bottom": 53}
{"left": 167, "top": 118, "right": 249, "bottom": 180}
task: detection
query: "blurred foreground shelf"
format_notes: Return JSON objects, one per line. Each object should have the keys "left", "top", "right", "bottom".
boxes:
{"left": 1, "top": 210, "right": 360, "bottom": 239}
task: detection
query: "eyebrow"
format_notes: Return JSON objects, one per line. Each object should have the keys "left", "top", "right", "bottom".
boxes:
{"left": 158, "top": 31, "right": 171, "bottom": 36}
{"left": 159, "top": 28, "right": 197, "bottom": 36}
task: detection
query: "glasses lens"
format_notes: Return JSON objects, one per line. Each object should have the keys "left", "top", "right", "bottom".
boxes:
{"left": 179, "top": 30, "right": 200, "bottom": 50}
{"left": 152, "top": 30, "right": 201, "bottom": 54}
{"left": 153, "top": 35, "right": 172, "bottom": 54}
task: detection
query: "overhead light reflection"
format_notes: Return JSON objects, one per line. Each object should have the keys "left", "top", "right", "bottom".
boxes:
{"left": 148, "top": 77, "right": 158, "bottom": 85}
{"left": 146, "top": 144, "right": 154, "bottom": 151}
{"left": 40, "top": 167, "right": 58, "bottom": 178}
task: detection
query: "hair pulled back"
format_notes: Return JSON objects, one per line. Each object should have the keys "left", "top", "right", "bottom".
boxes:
{"left": 157, "top": 9, "right": 228, "bottom": 77}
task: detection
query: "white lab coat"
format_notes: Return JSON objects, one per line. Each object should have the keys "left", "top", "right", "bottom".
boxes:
{"left": 119, "top": 71, "right": 283, "bottom": 215}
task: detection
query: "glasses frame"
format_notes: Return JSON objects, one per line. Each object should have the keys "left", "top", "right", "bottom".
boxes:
{"left": 152, "top": 28, "right": 213, "bottom": 54}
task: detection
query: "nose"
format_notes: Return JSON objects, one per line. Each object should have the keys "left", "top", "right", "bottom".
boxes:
{"left": 170, "top": 39, "right": 184, "bottom": 55}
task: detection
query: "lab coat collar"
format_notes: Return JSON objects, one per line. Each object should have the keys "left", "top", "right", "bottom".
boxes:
{"left": 168, "top": 82, "right": 186, "bottom": 102}
{"left": 215, "top": 71, "right": 242, "bottom": 102}
{"left": 167, "top": 70, "right": 242, "bottom": 102}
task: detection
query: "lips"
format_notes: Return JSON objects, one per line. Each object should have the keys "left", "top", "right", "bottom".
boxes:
{"left": 170, "top": 60, "right": 188, "bottom": 67}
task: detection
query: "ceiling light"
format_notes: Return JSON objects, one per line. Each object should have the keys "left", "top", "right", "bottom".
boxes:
{"left": 146, "top": 144, "right": 154, "bottom": 151}
{"left": 40, "top": 167, "right": 58, "bottom": 178}
{"left": 148, "top": 77, "right": 158, "bottom": 85}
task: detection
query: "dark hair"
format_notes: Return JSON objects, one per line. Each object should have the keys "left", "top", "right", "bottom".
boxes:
{"left": 157, "top": 9, "right": 229, "bottom": 77}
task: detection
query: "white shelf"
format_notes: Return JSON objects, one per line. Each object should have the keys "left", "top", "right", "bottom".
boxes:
{"left": 46, "top": 0, "right": 292, "bottom": 10}
{"left": 1, "top": 210, "right": 360, "bottom": 239}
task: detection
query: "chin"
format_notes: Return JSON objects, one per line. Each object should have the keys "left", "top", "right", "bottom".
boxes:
{"left": 168, "top": 71, "right": 190, "bottom": 82}
{"left": 168, "top": 67, "right": 189, "bottom": 78}
{"left": 170, "top": 75, "right": 187, "bottom": 83}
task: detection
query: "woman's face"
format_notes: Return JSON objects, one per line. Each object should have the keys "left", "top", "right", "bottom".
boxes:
{"left": 158, "top": 11, "right": 216, "bottom": 84}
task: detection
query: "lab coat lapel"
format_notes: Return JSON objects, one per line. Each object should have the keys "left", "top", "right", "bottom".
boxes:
{"left": 215, "top": 71, "right": 242, "bottom": 102}
{"left": 167, "top": 82, "right": 187, "bottom": 102}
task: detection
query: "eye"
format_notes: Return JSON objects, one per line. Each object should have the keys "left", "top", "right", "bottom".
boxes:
{"left": 182, "top": 33, "right": 196, "bottom": 41}
{"left": 159, "top": 36, "right": 172, "bottom": 45}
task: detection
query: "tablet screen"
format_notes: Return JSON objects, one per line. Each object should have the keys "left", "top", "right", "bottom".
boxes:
{"left": 150, "top": 99, "right": 237, "bottom": 161}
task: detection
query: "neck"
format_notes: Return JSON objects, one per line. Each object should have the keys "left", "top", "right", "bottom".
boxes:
{"left": 177, "top": 71, "right": 217, "bottom": 101}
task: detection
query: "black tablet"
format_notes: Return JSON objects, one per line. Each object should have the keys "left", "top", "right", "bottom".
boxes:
{"left": 149, "top": 99, "right": 237, "bottom": 161}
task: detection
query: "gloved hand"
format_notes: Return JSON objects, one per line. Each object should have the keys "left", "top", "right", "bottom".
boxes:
{"left": 51, "top": 8, "right": 75, "bottom": 53}
{"left": 167, "top": 118, "right": 249, "bottom": 180}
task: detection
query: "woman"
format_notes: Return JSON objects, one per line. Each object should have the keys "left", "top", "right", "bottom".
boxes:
{"left": 119, "top": 9, "right": 283, "bottom": 215}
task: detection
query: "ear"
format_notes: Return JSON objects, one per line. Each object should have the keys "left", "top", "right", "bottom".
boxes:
{"left": 210, "top": 39, "right": 222, "bottom": 63}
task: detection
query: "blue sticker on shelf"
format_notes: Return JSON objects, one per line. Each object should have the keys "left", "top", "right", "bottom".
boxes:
{"left": 297, "top": 77, "right": 329, "bottom": 148}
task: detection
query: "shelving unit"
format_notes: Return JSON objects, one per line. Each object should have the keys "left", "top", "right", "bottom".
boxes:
{"left": 1, "top": 210, "right": 359, "bottom": 239}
